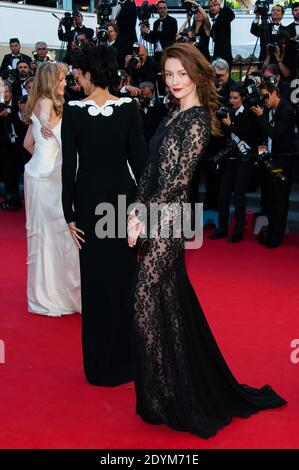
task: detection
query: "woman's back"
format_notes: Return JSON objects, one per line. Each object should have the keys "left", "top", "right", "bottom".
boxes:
{"left": 62, "top": 97, "right": 145, "bottom": 198}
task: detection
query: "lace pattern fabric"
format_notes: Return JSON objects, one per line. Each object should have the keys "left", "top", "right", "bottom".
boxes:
{"left": 131, "top": 106, "right": 286, "bottom": 438}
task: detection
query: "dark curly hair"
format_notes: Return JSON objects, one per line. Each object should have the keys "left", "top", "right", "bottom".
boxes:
{"left": 73, "top": 43, "right": 119, "bottom": 88}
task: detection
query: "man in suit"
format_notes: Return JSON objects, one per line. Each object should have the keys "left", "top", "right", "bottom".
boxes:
{"left": 0, "top": 38, "right": 31, "bottom": 78}
{"left": 12, "top": 60, "right": 31, "bottom": 99}
{"left": 250, "top": 4, "right": 286, "bottom": 64}
{"left": 210, "top": 85, "right": 263, "bottom": 242}
{"left": 140, "top": 1, "right": 177, "bottom": 65}
{"left": 209, "top": 0, "right": 235, "bottom": 69}
{"left": 251, "top": 82, "right": 296, "bottom": 248}
{"left": 286, "top": 2, "right": 299, "bottom": 38}
{"left": 0, "top": 82, "right": 21, "bottom": 210}
{"left": 116, "top": 0, "right": 138, "bottom": 64}
{"left": 58, "top": 11, "right": 94, "bottom": 44}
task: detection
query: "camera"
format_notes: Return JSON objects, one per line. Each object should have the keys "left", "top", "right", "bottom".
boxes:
{"left": 254, "top": 0, "right": 270, "bottom": 18}
{"left": 255, "top": 150, "right": 287, "bottom": 183}
{"left": 96, "top": 26, "right": 109, "bottom": 44}
{"left": 66, "top": 71, "right": 77, "bottom": 88}
{"left": 208, "top": 141, "right": 249, "bottom": 170}
{"left": 268, "top": 42, "right": 278, "bottom": 54}
{"left": 97, "top": 0, "right": 117, "bottom": 24}
{"left": 0, "top": 102, "right": 5, "bottom": 112}
{"left": 243, "top": 76, "right": 269, "bottom": 108}
{"left": 2, "top": 65, "right": 18, "bottom": 85}
{"left": 215, "top": 106, "right": 230, "bottom": 119}
{"left": 129, "top": 43, "right": 143, "bottom": 68}
{"left": 138, "top": 0, "right": 157, "bottom": 28}
{"left": 181, "top": 0, "right": 207, "bottom": 16}
{"left": 61, "top": 11, "right": 77, "bottom": 31}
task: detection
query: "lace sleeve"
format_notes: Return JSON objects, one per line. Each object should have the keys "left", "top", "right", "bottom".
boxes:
{"left": 135, "top": 159, "right": 154, "bottom": 204}
{"left": 149, "top": 110, "right": 210, "bottom": 205}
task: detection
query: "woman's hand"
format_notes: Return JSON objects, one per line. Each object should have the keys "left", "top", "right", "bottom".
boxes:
{"left": 40, "top": 120, "right": 53, "bottom": 139}
{"left": 68, "top": 221, "right": 85, "bottom": 249}
{"left": 127, "top": 214, "right": 145, "bottom": 248}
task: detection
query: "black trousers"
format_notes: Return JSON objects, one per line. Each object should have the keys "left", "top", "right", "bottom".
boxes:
{"left": 0, "top": 142, "right": 20, "bottom": 199}
{"left": 218, "top": 158, "right": 252, "bottom": 233}
{"left": 264, "top": 157, "right": 293, "bottom": 243}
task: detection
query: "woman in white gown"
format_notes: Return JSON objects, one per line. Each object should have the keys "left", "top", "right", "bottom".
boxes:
{"left": 23, "top": 62, "right": 81, "bottom": 316}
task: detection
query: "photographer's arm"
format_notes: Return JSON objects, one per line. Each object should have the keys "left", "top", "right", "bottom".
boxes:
{"left": 142, "top": 18, "right": 178, "bottom": 43}
{"left": 274, "top": 47, "right": 291, "bottom": 78}
{"left": 263, "top": 51, "right": 271, "bottom": 66}
{"left": 250, "top": 19, "right": 261, "bottom": 38}
{"left": 253, "top": 107, "right": 294, "bottom": 140}
{"left": 178, "top": 17, "right": 190, "bottom": 35}
{"left": 58, "top": 20, "right": 66, "bottom": 41}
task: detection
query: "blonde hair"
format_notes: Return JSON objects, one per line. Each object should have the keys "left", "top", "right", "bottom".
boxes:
{"left": 24, "top": 62, "right": 68, "bottom": 124}
{"left": 161, "top": 43, "right": 221, "bottom": 137}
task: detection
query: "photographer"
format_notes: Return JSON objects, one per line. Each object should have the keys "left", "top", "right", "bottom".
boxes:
{"left": 177, "top": 1, "right": 211, "bottom": 61}
{"left": 0, "top": 38, "right": 31, "bottom": 78}
{"left": 138, "top": 81, "right": 166, "bottom": 147}
{"left": 210, "top": 85, "right": 262, "bottom": 242}
{"left": 58, "top": 11, "right": 94, "bottom": 44}
{"left": 251, "top": 82, "right": 296, "bottom": 248}
{"left": 125, "top": 44, "right": 158, "bottom": 87}
{"left": 11, "top": 60, "right": 31, "bottom": 98}
{"left": 115, "top": 0, "right": 138, "bottom": 65}
{"left": 263, "top": 30, "right": 296, "bottom": 81}
{"left": 250, "top": 3, "right": 287, "bottom": 64}
{"left": 262, "top": 63, "right": 291, "bottom": 102}
{"left": 209, "top": 0, "right": 235, "bottom": 69}
{"left": 286, "top": 2, "right": 299, "bottom": 39}
{"left": 140, "top": 1, "right": 177, "bottom": 65}
{"left": 203, "top": 58, "right": 236, "bottom": 211}
{"left": 33, "top": 42, "right": 51, "bottom": 65}
{"left": 0, "top": 82, "right": 21, "bottom": 210}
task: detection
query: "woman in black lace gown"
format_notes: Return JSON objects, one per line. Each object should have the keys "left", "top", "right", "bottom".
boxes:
{"left": 128, "top": 43, "right": 286, "bottom": 438}
{"left": 61, "top": 44, "right": 147, "bottom": 386}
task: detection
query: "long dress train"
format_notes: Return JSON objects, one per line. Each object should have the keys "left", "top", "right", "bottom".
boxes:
{"left": 132, "top": 106, "right": 286, "bottom": 438}
{"left": 24, "top": 113, "right": 81, "bottom": 316}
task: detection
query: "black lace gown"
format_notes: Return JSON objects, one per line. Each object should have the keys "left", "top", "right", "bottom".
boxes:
{"left": 132, "top": 106, "right": 286, "bottom": 438}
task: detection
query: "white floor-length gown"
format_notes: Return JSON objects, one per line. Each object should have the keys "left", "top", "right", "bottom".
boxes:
{"left": 24, "top": 113, "right": 81, "bottom": 316}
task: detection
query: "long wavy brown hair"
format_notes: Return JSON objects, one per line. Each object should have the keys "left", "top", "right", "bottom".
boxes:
{"left": 24, "top": 62, "right": 68, "bottom": 124}
{"left": 161, "top": 42, "right": 221, "bottom": 137}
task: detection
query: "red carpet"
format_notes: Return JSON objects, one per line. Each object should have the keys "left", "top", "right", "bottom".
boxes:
{"left": 0, "top": 209, "right": 298, "bottom": 449}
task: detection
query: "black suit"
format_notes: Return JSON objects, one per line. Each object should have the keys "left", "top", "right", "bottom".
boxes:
{"left": 117, "top": 0, "right": 138, "bottom": 60}
{"left": 218, "top": 107, "right": 263, "bottom": 233}
{"left": 255, "top": 99, "right": 296, "bottom": 243}
{"left": 250, "top": 21, "right": 287, "bottom": 63}
{"left": 58, "top": 25, "right": 94, "bottom": 43}
{"left": 0, "top": 53, "right": 31, "bottom": 77}
{"left": 286, "top": 22, "right": 297, "bottom": 38}
{"left": 211, "top": 7, "right": 235, "bottom": 67}
{"left": 0, "top": 98, "right": 21, "bottom": 203}
{"left": 142, "top": 14, "right": 177, "bottom": 64}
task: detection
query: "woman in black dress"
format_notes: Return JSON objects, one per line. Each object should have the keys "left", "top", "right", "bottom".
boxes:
{"left": 128, "top": 43, "right": 286, "bottom": 438}
{"left": 61, "top": 44, "right": 147, "bottom": 386}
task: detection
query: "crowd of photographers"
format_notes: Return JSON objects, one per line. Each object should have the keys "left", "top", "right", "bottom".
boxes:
{"left": 1, "top": 0, "right": 299, "bottom": 248}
